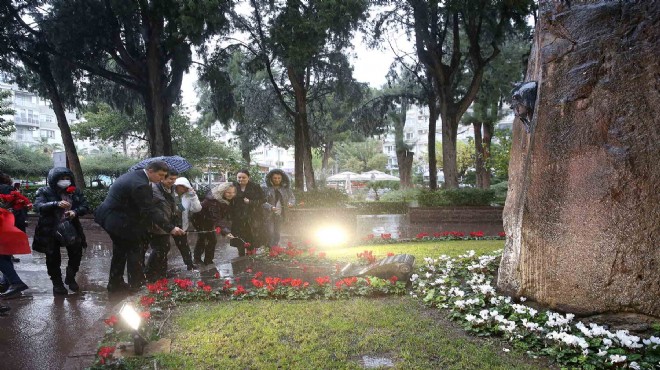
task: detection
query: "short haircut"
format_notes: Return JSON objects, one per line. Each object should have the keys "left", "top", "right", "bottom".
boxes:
{"left": 167, "top": 168, "right": 179, "bottom": 177}
{"left": 0, "top": 172, "right": 11, "bottom": 185}
{"left": 146, "top": 160, "right": 170, "bottom": 172}
{"left": 237, "top": 169, "right": 251, "bottom": 177}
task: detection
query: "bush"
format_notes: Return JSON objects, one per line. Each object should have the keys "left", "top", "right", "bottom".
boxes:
{"left": 490, "top": 181, "right": 508, "bottom": 206}
{"left": 293, "top": 187, "right": 349, "bottom": 208}
{"left": 380, "top": 188, "right": 421, "bottom": 203}
{"left": 417, "top": 188, "right": 495, "bottom": 207}
{"left": 347, "top": 201, "right": 408, "bottom": 214}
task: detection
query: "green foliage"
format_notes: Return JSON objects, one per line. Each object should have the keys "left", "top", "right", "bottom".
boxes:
{"left": 0, "top": 142, "right": 52, "bottom": 178}
{"left": 75, "top": 103, "right": 145, "bottom": 148}
{"left": 380, "top": 188, "right": 422, "bottom": 202}
{"left": 491, "top": 129, "right": 512, "bottom": 182}
{"left": 335, "top": 139, "right": 388, "bottom": 173}
{"left": 348, "top": 201, "right": 408, "bottom": 214}
{"left": 0, "top": 90, "right": 15, "bottom": 147}
{"left": 81, "top": 188, "right": 109, "bottom": 211}
{"left": 418, "top": 188, "right": 496, "bottom": 207}
{"left": 80, "top": 153, "right": 137, "bottom": 178}
{"left": 294, "top": 187, "right": 349, "bottom": 208}
{"left": 490, "top": 181, "right": 508, "bottom": 206}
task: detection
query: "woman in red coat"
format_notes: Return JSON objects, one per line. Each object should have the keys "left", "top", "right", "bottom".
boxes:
{"left": 0, "top": 172, "right": 31, "bottom": 303}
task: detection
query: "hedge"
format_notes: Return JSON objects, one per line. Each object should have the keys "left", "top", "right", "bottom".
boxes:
{"left": 417, "top": 188, "right": 496, "bottom": 207}
{"left": 347, "top": 201, "right": 408, "bottom": 214}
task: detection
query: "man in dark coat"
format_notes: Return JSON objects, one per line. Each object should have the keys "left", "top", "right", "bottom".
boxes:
{"left": 262, "top": 169, "right": 296, "bottom": 247}
{"left": 33, "top": 167, "right": 89, "bottom": 295}
{"left": 231, "top": 169, "right": 266, "bottom": 256}
{"left": 95, "top": 161, "right": 185, "bottom": 292}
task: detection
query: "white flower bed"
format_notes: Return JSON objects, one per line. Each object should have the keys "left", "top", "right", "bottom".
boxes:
{"left": 410, "top": 250, "right": 660, "bottom": 369}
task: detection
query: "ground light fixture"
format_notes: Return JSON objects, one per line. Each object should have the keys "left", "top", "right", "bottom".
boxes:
{"left": 119, "top": 303, "right": 148, "bottom": 355}
{"left": 314, "top": 225, "right": 348, "bottom": 247}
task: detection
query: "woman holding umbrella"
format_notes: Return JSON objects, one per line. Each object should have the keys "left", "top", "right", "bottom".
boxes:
{"left": 230, "top": 169, "right": 266, "bottom": 256}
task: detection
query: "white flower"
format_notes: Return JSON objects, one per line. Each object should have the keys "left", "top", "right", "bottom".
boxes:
{"left": 596, "top": 349, "right": 608, "bottom": 357}
{"left": 502, "top": 348, "right": 510, "bottom": 352}
{"left": 519, "top": 296, "right": 527, "bottom": 302}
{"left": 603, "top": 338, "right": 612, "bottom": 348}
{"left": 629, "top": 361, "right": 641, "bottom": 370}
{"left": 608, "top": 354, "right": 626, "bottom": 363}
{"left": 410, "top": 274, "right": 419, "bottom": 282}
{"left": 479, "top": 309, "right": 490, "bottom": 319}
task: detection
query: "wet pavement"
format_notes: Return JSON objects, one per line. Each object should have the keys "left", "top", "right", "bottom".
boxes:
{"left": 0, "top": 217, "right": 239, "bottom": 370}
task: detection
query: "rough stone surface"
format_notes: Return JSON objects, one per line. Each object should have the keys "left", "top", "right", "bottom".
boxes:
{"left": 340, "top": 254, "right": 416, "bottom": 282}
{"left": 498, "top": 0, "right": 660, "bottom": 318}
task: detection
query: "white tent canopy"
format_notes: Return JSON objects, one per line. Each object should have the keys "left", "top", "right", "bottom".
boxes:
{"left": 359, "top": 170, "right": 400, "bottom": 181}
{"left": 326, "top": 171, "right": 367, "bottom": 181}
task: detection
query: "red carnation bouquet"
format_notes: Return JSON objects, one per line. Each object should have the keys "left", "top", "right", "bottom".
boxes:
{"left": 0, "top": 190, "right": 33, "bottom": 211}
{"left": 66, "top": 186, "right": 76, "bottom": 194}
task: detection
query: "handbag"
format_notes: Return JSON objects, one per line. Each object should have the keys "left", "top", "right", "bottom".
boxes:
{"left": 56, "top": 219, "right": 80, "bottom": 246}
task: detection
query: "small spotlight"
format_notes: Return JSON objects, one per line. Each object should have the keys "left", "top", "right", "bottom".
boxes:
{"left": 315, "top": 225, "right": 348, "bottom": 246}
{"left": 119, "top": 303, "right": 142, "bottom": 331}
{"left": 119, "top": 303, "right": 147, "bottom": 355}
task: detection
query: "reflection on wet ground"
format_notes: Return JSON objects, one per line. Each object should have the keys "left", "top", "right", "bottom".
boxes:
{"left": 0, "top": 218, "right": 239, "bottom": 370}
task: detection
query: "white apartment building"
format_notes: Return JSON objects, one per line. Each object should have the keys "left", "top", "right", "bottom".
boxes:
{"left": 381, "top": 105, "right": 441, "bottom": 174}
{"left": 1, "top": 80, "right": 77, "bottom": 148}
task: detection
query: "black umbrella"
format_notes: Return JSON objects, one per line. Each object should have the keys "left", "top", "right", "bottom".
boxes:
{"left": 129, "top": 156, "right": 192, "bottom": 173}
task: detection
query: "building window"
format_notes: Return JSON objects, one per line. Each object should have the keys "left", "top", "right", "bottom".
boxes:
{"left": 418, "top": 129, "right": 426, "bottom": 135}
{"left": 405, "top": 132, "right": 414, "bottom": 140}
{"left": 40, "top": 129, "right": 55, "bottom": 138}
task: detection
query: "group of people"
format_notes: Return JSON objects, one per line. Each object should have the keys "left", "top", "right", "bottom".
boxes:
{"left": 94, "top": 161, "right": 295, "bottom": 292}
{"left": 0, "top": 161, "right": 295, "bottom": 313}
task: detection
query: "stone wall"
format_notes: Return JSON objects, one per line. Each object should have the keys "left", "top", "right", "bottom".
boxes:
{"left": 498, "top": 1, "right": 660, "bottom": 318}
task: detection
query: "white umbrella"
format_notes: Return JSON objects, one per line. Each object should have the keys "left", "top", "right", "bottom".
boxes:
{"left": 326, "top": 171, "right": 359, "bottom": 181}
{"left": 360, "top": 170, "right": 400, "bottom": 181}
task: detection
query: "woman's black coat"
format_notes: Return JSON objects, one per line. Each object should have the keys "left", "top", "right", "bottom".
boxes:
{"left": 32, "top": 167, "right": 89, "bottom": 253}
{"left": 230, "top": 181, "right": 265, "bottom": 247}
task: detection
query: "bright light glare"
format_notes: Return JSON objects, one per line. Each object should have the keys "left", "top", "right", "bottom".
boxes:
{"left": 315, "top": 226, "right": 348, "bottom": 246}
{"left": 119, "top": 303, "right": 142, "bottom": 331}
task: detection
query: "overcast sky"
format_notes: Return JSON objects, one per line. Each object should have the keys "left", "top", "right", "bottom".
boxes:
{"left": 180, "top": 29, "right": 414, "bottom": 119}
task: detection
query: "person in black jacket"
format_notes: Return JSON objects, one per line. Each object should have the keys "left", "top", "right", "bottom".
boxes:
{"left": 95, "top": 161, "right": 185, "bottom": 292}
{"left": 32, "top": 167, "right": 89, "bottom": 295}
{"left": 192, "top": 182, "right": 236, "bottom": 265}
{"left": 230, "top": 169, "right": 266, "bottom": 256}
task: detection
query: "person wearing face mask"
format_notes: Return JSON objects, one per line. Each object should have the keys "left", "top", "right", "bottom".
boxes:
{"left": 32, "top": 167, "right": 89, "bottom": 295}
{"left": 231, "top": 169, "right": 266, "bottom": 256}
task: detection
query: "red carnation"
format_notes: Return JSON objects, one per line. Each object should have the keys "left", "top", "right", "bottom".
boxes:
{"left": 244, "top": 242, "right": 251, "bottom": 248}
{"left": 66, "top": 186, "right": 76, "bottom": 194}
{"left": 215, "top": 227, "right": 221, "bottom": 234}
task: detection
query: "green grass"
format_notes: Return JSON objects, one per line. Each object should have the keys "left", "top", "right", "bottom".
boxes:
{"left": 324, "top": 239, "right": 505, "bottom": 262}
{"left": 124, "top": 241, "right": 541, "bottom": 370}
{"left": 146, "top": 297, "right": 545, "bottom": 370}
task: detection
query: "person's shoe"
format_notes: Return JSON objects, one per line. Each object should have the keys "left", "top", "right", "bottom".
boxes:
{"left": 65, "top": 269, "right": 80, "bottom": 292}
{"left": 0, "top": 283, "right": 29, "bottom": 299}
{"left": 186, "top": 264, "right": 197, "bottom": 271}
{"left": 0, "top": 304, "right": 10, "bottom": 314}
{"left": 10, "top": 256, "right": 19, "bottom": 263}
{"left": 53, "top": 284, "right": 68, "bottom": 296}
{"left": 107, "top": 281, "right": 131, "bottom": 293}
{"left": 0, "top": 282, "right": 8, "bottom": 294}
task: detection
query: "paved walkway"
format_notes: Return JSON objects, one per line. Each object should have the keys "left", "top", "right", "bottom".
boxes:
{"left": 0, "top": 217, "right": 238, "bottom": 370}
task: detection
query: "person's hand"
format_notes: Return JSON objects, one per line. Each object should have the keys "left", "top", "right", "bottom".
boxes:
{"left": 170, "top": 227, "right": 185, "bottom": 236}
{"left": 58, "top": 200, "right": 71, "bottom": 209}
{"left": 227, "top": 233, "right": 235, "bottom": 239}
{"left": 244, "top": 198, "right": 250, "bottom": 204}
{"left": 64, "top": 210, "right": 76, "bottom": 219}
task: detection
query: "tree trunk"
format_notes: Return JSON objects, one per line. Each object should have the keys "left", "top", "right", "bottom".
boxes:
{"left": 473, "top": 122, "right": 486, "bottom": 189}
{"left": 42, "top": 67, "right": 85, "bottom": 189}
{"left": 441, "top": 113, "right": 459, "bottom": 189}
{"left": 293, "top": 116, "right": 304, "bottom": 190}
{"left": 240, "top": 135, "right": 251, "bottom": 164}
{"left": 301, "top": 113, "right": 316, "bottom": 189}
{"left": 321, "top": 140, "right": 333, "bottom": 173}
{"left": 288, "top": 66, "right": 315, "bottom": 190}
{"left": 396, "top": 150, "right": 414, "bottom": 189}
{"left": 480, "top": 123, "right": 493, "bottom": 188}
{"left": 428, "top": 99, "right": 439, "bottom": 189}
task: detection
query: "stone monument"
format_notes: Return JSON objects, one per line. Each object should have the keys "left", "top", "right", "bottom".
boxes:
{"left": 340, "top": 254, "right": 415, "bottom": 282}
{"left": 498, "top": 0, "right": 659, "bottom": 318}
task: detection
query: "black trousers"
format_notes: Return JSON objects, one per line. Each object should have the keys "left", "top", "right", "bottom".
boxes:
{"left": 45, "top": 243, "right": 83, "bottom": 284}
{"left": 145, "top": 234, "right": 170, "bottom": 282}
{"left": 173, "top": 234, "right": 194, "bottom": 267}
{"left": 194, "top": 233, "right": 217, "bottom": 263}
{"left": 108, "top": 233, "right": 147, "bottom": 288}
